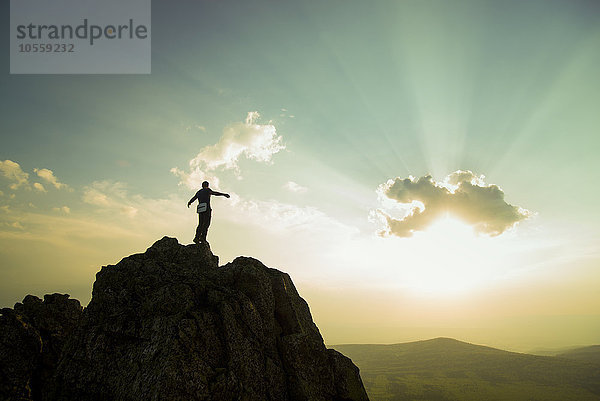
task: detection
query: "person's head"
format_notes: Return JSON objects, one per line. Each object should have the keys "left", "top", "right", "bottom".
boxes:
{"left": 202, "top": 181, "right": 209, "bottom": 188}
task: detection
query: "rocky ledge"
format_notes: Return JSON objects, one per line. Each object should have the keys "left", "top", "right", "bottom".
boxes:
{"left": 0, "top": 237, "right": 369, "bottom": 401}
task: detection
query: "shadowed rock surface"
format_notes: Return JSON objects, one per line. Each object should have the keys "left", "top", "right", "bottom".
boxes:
{"left": 0, "top": 294, "right": 82, "bottom": 400}
{"left": 0, "top": 237, "right": 368, "bottom": 401}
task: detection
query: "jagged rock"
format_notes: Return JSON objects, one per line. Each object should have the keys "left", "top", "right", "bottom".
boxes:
{"left": 0, "top": 237, "right": 368, "bottom": 401}
{"left": 0, "top": 294, "right": 82, "bottom": 401}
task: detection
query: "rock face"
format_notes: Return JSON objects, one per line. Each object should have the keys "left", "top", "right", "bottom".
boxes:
{"left": 0, "top": 293, "right": 82, "bottom": 400}
{"left": 0, "top": 237, "right": 369, "bottom": 401}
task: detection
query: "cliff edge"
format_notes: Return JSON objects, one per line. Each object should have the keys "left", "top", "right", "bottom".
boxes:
{"left": 0, "top": 237, "right": 368, "bottom": 401}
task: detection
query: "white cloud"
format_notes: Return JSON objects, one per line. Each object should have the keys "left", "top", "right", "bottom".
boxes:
{"left": 376, "top": 170, "right": 531, "bottom": 237}
{"left": 170, "top": 167, "right": 220, "bottom": 191}
{"left": 77, "top": 179, "right": 346, "bottom": 249}
{"left": 34, "top": 168, "right": 68, "bottom": 190}
{"left": 234, "top": 197, "right": 326, "bottom": 230}
{"left": 82, "top": 181, "right": 138, "bottom": 217}
{"left": 195, "top": 111, "right": 284, "bottom": 170}
{"left": 33, "top": 183, "right": 47, "bottom": 192}
{"left": 173, "top": 112, "right": 285, "bottom": 188}
{"left": 283, "top": 181, "right": 308, "bottom": 193}
{"left": 81, "top": 181, "right": 196, "bottom": 230}
{"left": 0, "top": 178, "right": 191, "bottom": 259}
{"left": 0, "top": 160, "right": 29, "bottom": 189}
{"left": 184, "top": 124, "right": 206, "bottom": 133}
{"left": 220, "top": 194, "right": 359, "bottom": 245}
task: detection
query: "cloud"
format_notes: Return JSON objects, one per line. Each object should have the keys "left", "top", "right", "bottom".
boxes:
{"left": 0, "top": 178, "right": 189, "bottom": 254}
{"left": 83, "top": 181, "right": 139, "bottom": 217}
{"left": 173, "top": 112, "right": 285, "bottom": 188}
{"left": 82, "top": 180, "right": 347, "bottom": 242}
{"left": 184, "top": 124, "right": 206, "bottom": 133}
{"left": 34, "top": 168, "right": 68, "bottom": 190}
{"left": 222, "top": 194, "right": 359, "bottom": 243}
{"left": 81, "top": 181, "right": 192, "bottom": 230}
{"left": 376, "top": 170, "right": 531, "bottom": 237}
{"left": 82, "top": 182, "right": 113, "bottom": 207}
{"left": 11, "top": 221, "right": 24, "bottom": 230}
{"left": 195, "top": 111, "right": 284, "bottom": 171}
{"left": 0, "top": 160, "right": 29, "bottom": 189}
{"left": 170, "top": 167, "right": 220, "bottom": 192}
{"left": 0, "top": 161, "right": 69, "bottom": 192}
{"left": 33, "top": 183, "right": 47, "bottom": 192}
{"left": 283, "top": 181, "right": 307, "bottom": 193}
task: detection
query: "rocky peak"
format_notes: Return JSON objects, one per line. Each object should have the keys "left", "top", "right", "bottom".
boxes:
{"left": 0, "top": 237, "right": 369, "bottom": 401}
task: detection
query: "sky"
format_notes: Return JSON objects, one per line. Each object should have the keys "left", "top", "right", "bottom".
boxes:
{"left": 1, "top": 0, "right": 599, "bottom": 352}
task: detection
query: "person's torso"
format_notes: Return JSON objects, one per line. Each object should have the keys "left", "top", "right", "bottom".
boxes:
{"left": 196, "top": 188, "right": 212, "bottom": 209}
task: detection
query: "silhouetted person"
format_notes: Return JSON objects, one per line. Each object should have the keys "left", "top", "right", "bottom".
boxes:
{"left": 187, "top": 181, "right": 230, "bottom": 244}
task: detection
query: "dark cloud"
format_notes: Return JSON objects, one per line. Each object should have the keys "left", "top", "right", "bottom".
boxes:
{"left": 377, "top": 170, "right": 531, "bottom": 237}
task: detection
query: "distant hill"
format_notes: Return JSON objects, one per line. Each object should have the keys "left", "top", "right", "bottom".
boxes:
{"left": 557, "top": 345, "right": 600, "bottom": 365}
{"left": 528, "top": 346, "right": 580, "bottom": 356}
{"left": 334, "top": 337, "right": 600, "bottom": 401}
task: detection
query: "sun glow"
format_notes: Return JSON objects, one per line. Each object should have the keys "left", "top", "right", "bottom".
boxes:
{"left": 353, "top": 215, "right": 538, "bottom": 296}
{"left": 318, "top": 214, "right": 544, "bottom": 298}
{"left": 398, "top": 217, "right": 487, "bottom": 293}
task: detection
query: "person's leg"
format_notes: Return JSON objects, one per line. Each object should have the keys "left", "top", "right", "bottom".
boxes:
{"left": 200, "top": 210, "right": 212, "bottom": 242}
{"left": 193, "top": 213, "right": 202, "bottom": 243}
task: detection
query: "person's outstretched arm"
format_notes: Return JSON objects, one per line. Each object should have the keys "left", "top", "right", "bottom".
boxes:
{"left": 187, "top": 193, "right": 198, "bottom": 208}
{"left": 210, "top": 189, "right": 230, "bottom": 198}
